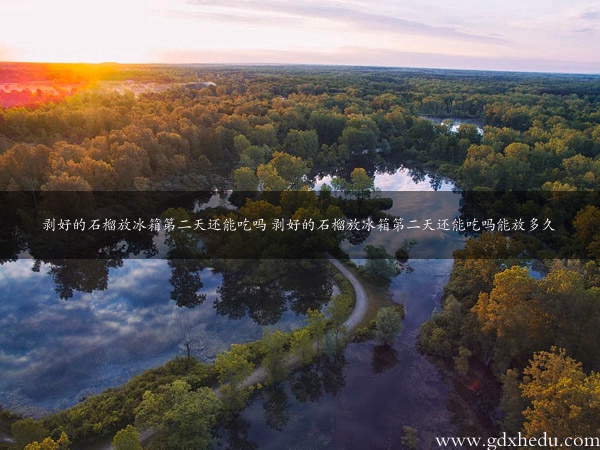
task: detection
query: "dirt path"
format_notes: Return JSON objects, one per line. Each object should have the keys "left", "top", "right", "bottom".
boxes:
{"left": 241, "top": 256, "right": 368, "bottom": 388}
{"left": 327, "top": 256, "right": 368, "bottom": 333}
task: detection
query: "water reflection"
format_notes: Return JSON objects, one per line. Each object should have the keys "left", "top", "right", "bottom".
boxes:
{"left": 168, "top": 259, "right": 207, "bottom": 308}
{"left": 0, "top": 259, "right": 312, "bottom": 415}
{"left": 231, "top": 260, "right": 460, "bottom": 450}
{"left": 315, "top": 166, "right": 454, "bottom": 192}
{"left": 263, "top": 385, "right": 290, "bottom": 431}
{"left": 215, "top": 260, "right": 333, "bottom": 325}
{"left": 371, "top": 344, "right": 400, "bottom": 374}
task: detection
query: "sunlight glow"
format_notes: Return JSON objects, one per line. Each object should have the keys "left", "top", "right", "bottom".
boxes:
{"left": 0, "top": 0, "right": 598, "bottom": 72}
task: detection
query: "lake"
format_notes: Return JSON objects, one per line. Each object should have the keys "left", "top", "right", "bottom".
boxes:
{"left": 0, "top": 166, "right": 468, "bottom": 449}
{"left": 228, "top": 260, "right": 458, "bottom": 450}
{"left": 0, "top": 260, "right": 318, "bottom": 416}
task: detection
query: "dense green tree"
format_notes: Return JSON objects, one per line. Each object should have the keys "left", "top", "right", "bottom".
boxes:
{"left": 374, "top": 306, "right": 404, "bottom": 345}
{"left": 239, "top": 144, "right": 271, "bottom": 170}
{"left": 290, "top": 327, "right": 314, "bottom": 365}
{"left": 329, "top": 292, "right": 353, "bottom": 335}
{"left": 268, "top": 151, "right": 310, "bottom": 189}
{"left": 111, "top": 425, "right": 142, "bottom": 450}
{"left": 283, "top": 129, "right": 318, "bottom": 159}
{"left": 135, "top": 380, "right": 221, "bottom": 450}
{"left": 500, "top": 369, "right": 525, "bottom": 434}
{"left": 362, "top": 244, "right": 401, "bottom": 282}
{"left": 306, "top": 308, "right": 327, "bottom": 344}
{"left": 309, "top": 110, "right": 346, "bottom": 146}
{"left": 215, "top": 344, "right": 254, "bottom": 411}
{"left": 10, "top": 418, "right": 49, "bottom": 449}
{"left": 347, "top": 167, "right": 375, "bottom": 198}
{"left": 261, "top": 329, "right": 288, "bottom": 383}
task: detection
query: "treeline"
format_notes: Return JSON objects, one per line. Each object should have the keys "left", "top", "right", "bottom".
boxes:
{"left": 1, "top": 65, "right": 598, "bottom": 194}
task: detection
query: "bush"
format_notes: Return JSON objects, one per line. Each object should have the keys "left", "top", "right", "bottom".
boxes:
{"left": 374, "top": 306, "right": 404, "bottom": 344}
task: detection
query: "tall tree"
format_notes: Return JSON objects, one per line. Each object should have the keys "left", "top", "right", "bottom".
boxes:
{"left": 374, "top": 306, "right": 404, "bottom": 345}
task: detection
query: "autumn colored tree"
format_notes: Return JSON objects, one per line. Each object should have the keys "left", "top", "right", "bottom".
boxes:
{"left": 471, "top": 266, "right": 542, "bottom": 371}
{"left": 573, "top": 205, "right": 600, "bottom": 258}
{"left": 521, "top": 348, "right": 600, "bottom": 444}
{"left": 23, "top": 432, "right": 70, "bottom": 450}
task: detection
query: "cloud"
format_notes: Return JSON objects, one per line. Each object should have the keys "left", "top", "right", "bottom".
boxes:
{"left": 161, "top": 8, "right": 303, "bottom": 26}
{"left": 0, "top": 260, "right": 37, "bottom": 283}
{"left": 515, "top": 5, "right": 600, "bottom": 35}
{"left": 181, "top": 0, "right": 503, "bottom": 43}
{"left": 579, "top": 9, "right": 600, "bottom": 21}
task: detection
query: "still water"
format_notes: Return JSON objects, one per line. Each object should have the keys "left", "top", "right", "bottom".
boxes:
{"left": 0, "top": 261, "right": 309, "bottom": 415}
{"left": 232, "top": 260, "right": 457, "bottom": 450}
{"left": 220, "top": 169, "right": 467, "bottom": 449}
{"left": 1, "top": 166, "right": 466, "bottom": 449}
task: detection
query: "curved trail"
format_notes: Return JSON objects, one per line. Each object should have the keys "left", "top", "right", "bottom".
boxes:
{"left": 103, "top": 257, "right": 368, "bottom": 448}
{"left": 327, "top": 256, "right": 368, "bottom": 333}
{"left": 241, "top": 256, "right": 369, "bottom": 389}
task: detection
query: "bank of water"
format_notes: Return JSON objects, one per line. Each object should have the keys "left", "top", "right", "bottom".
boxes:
{"left": 219, "top": 170, "right": 469, "bottom": 449}
{"left": 231, "top": 260, "right": 456, "bottom": 450}
{"left": 0, "top": 260, "right": 307, "bottom": 416}
{"left": 2, "top": 167, "right": 469, "bottom": 448}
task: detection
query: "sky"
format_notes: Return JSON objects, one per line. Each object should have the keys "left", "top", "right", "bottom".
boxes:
{"left": 0, "top": 0, "right": 599, "bottom": 73}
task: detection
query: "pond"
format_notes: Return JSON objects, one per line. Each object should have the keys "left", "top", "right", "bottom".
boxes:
{"left": 316, "top": 167, "right": 465, "bottom": 259}
{"left": 419, "top": 116, "right": 485, "bottom": 135}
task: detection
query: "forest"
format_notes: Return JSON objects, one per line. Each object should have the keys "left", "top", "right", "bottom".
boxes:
{"left": 1, "top": 62, "right": 600, "bottom": 449}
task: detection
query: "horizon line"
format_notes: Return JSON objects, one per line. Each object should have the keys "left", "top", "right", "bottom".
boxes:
{"left": 1, "top": 60, "right": 599, "bottom": 77}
